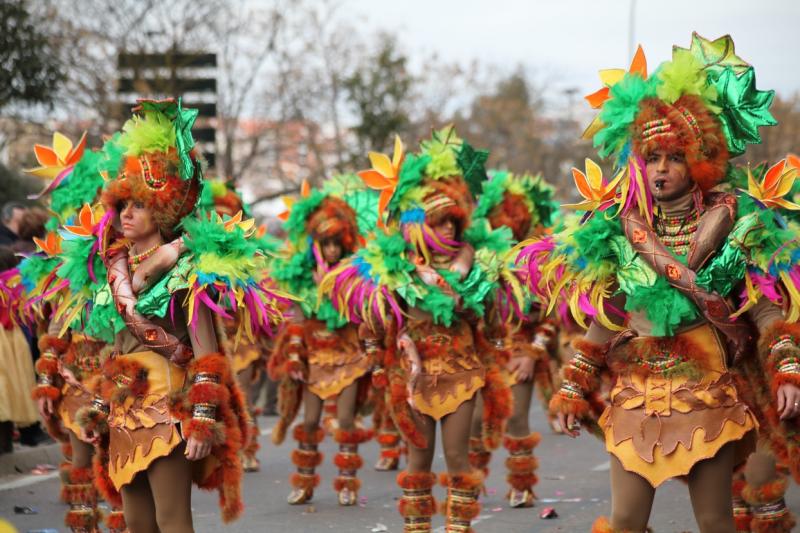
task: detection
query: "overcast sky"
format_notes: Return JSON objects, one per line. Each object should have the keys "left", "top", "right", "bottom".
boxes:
{"left": 343, "top": 0, "right": 799, "bottom": 99}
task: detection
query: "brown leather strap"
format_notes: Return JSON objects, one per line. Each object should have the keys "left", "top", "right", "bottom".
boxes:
{"left": 107, "top": 250, "right": 193, "bottom": 366}
{"left": 687, "top": 192, "right": 737, "bottom": 271}
{"left": 620, "top": 209, "right": 752, "bottom": 363}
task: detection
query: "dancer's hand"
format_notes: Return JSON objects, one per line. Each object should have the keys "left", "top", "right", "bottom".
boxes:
{"left": 398, "top": 333, "right": 421, "bottom": 406}
{"left": 132, "top": 240, "right": 181, "bottom": 293}
{"left": 185, "top": 436, "right": 212, "bottom": 460}
{"left": 37, "top": 397, "right": 54, "bottom": 419}
{"left": 507, "top": 356, "right": 534, "bottom": 382}
{"left": 557, "top": 412, "right": 580, "bottom": 438}
{"left": 777, "top": 383, "right": 800, "bottom": 420}
{"left": 81, "top": 427, "right": 100, "bottom": 446}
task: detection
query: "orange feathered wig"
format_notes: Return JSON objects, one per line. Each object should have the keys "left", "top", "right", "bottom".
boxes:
{"left": 306, "top": 196, "right": 359, "bottom": 253}
{"left": 102, "top": 147, "right": 201, "bottom": 240}
{"left": 632, "top": 94, "right": 729, "bottom": 192}
{"left": 422, "top": 176, "right": 473, "bottom": 239}
{"left": 487, "top": 192, "right": 532, "bottom": 242}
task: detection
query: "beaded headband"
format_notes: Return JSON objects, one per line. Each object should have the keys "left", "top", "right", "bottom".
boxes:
{"left": 423, "top": 192, "right": 457, "bottom": 218}
{"left": 640, "top": 105, "right": 703, "bottom": 147}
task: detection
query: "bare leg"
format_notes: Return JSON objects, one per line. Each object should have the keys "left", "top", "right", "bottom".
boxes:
{"left": 609, "top": 454, "right": 655, "bottom": 532}
{"left": 335, "top": 381, "right": 359, "bottom": 431}
{"left": 687, "top": 441, "right": 736, "bottom": 533}
{"left": 147, "top": 443, "right": 194, "bottom": 533}
{"left": 69, "top": 431, "right": 93, "bottom": 469}
{"left": 64, "top": 431, "right": 100, "bottom": 532}
{"left": 441, "top": 397, "right": 482, "bottom": 532}
{"left": 333, "top": 380, "right": 370, "bottom": 505}
{"left": 302, "top": 387, "right": 324, "bottom": 434}
{"left": 121, "top": 470, "right": 158, "bottom": 533}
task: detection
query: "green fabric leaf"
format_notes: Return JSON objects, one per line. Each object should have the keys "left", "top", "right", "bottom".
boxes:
{"left": 714, "top": 67, "right": 776, "bottom": 156}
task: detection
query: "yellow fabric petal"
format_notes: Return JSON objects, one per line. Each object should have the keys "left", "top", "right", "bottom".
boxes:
{"left": 368, "top": 152, "right": 394, "bottom": 178}
{"left": 582, "top": 115, "right": 605, "bottom": 140}
{"left": 585, "top": 159, "right": 603, "bottom": 191}
{"left": 598, "top": 68, "right": 625, "bottom": 87}
{"left": 391, "top": 135, "right": 404, "bottom": 169}
{"left": 52, "top": 132, "right": 73, "bottom": 163}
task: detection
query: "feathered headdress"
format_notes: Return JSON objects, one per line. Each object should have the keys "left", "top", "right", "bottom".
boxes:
{"left": 577, "top": 33, "right": 776, "bottom": 221}
{"left": 358, "top": 126, "right": 488, "bottom": 264}
{"left": 101, "top": 98, "right": 203, "bottom": 240}
{"left": 475, "top": 171, "right": 558, "bottom": 242}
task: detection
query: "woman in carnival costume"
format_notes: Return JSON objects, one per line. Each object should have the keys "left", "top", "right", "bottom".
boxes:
{"left": 268, "top": 174, "right": 379, "bottom": 506}
{"left": 15, "top": 130, "right": 129, "bottom": 532}
{"left": 516, "top": 34, "right": 800, "bottom": 532}
{"left": 320, "top": 128, "right": 525, "bottom": 533}
{"left": 467, "top": 170, "right": 561, "bottom": 508}
{"left": 66, "top": 99, "right": 290, "bottom": 532}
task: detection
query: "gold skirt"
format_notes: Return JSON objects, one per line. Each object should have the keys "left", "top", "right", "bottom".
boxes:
{"left": 601, "top": 323, "right": 756, "bottom": 487}
{"left": 107, "top": 351, "right": 186, "bottom": 490}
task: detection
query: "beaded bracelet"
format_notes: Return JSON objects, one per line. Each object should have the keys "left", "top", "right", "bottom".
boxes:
{"left": 558, "top": 380, "right": 585, "bottom": 399}
{"left": 192, "top": 402, "right": 217, "bottom": 421}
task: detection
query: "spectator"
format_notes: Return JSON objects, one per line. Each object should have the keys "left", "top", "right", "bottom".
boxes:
{"left": 0, "top": 202, "right": 26, "bottom": 246}
{"left": 12, "top": 206, "right": 49, "bottom": 254}
{"left": 0, "top": 246, "right": 39, "bottom": 454}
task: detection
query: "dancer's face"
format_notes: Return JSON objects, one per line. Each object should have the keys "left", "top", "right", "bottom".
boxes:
{"left": 321, "top": 238, "right": 343, "bottom": 264}
{"left": 432, "top": 217, "right": 457, "bottom": 241}
{"left": 645, "top": 149, "right": 692, "bottom": 202}
{"left": 119, "top": 199, "right": 158, "bottom": 243}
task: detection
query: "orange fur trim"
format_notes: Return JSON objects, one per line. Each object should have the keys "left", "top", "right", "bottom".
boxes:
{"left": 480, "top": 364, "right": 512, "bottom": 449}
{"left": 549, "top": 393, "right": 591, "bottom": 417}
{"left": 31, "top": 384, "right": 61, "bottom": 401}
{"left": 34, "top": 355, "right": 59, "bottom": 376}
{"left": 742, "top": 477, "right": 789, "bottom": 505}
{"left": 334, "top": 451, "right": 364, "bottom": 471}
{"left": 65, "top": 507, "right": 100, "bottom": 529}
{"left": 377, "top": 432, "right": 401, "bottom": 447}
{"left": 334, "top": 427, "right": 373, "bottom": 445}
{"left": 333, "top": 476, "right": 362, "bottom": 492}
{"left": 488, "top": 191, "right": 532, "bottom": 242}
{"left": 38, "top": 334, "right": 70, "bottom": 354}
{"left": 381, "top": 448, "right": 402, "bottom": 459}
{"left": 272, "top": 378, "right": 302, "bottom": 445}
{"left": 503, "top": 432, "right": 541, "bottom": 452}
{"left": 93, "top": 436, "right": 122, "bottom": 508}
{"left": 291, "top": 448, "right": 324, "bottom": 469}
{"left": 293, "top": 424, "right": 325, "bottom": 445}
{"left": 397, "top": 471, "right": 437, "bottom": 519}
{"left": 75, "top": 404, "right": 108, "bottom": 436}
{"left": 441, "top": 471, "right": 482, "bottom": 525}
{"left": 101, "top": 357, "right": 149, "bottom": 405}
{"left": 290, "top": 472, "right": 320, "bottom": 490}
{"left": 106, "top": 510, "right": 127, "bottom": 531}
{"left": 389, "top": 376, "right": 427, "bottom": 449}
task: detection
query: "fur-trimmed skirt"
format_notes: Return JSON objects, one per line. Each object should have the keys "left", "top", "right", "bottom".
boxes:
{"left": 601, "top": 323, "right": 756, "bottom": 487}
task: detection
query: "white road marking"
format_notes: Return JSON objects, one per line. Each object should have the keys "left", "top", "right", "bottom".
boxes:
{"left": 0, "top": 471, "right": 58, "bottom": 491}
{"left": 591, "top": 461, "right": 610, "bottom": 471}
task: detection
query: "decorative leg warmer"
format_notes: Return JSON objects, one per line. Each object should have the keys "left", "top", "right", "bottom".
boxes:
{"left": 467, "top": 437, "right": 492, "bottom": 479}
{"left": 398, "top": 471, "right": 437, "bottom": 533}
{"left": 375, "top": 427, "right": 402, "bottom": 471}
{"left": 333, "top": 427, "right": 373, "bottom": 506}
{"left": 504, "top": 432, "right": 540, "bottom": 508}
{"left": 105, "top": 508, "right": 126, "bottom": 533}
{"left": 288, "top": 425, "right": 324, "bottom": 505}
{"left": 441, "top": 471, "right": 482, "bottom": 533}
{"left": 62, "top": 466, "right": 100, "bottom": 533}
{"left": 742, "top": 474, "right": 796, "bottom": 533}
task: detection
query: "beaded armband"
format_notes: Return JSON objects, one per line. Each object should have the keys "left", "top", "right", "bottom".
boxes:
{"left": 32, "top": 350, "right": 62, "bottom": 401}
{"left": 179, "top": 353, "right": 232, "bottom": 446}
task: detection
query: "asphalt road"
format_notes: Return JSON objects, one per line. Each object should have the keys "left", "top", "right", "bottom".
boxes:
{"left": 2, "top": 402, "right": 798, "bottom": 532}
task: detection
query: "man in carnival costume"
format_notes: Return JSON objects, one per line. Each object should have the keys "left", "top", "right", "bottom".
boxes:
{"left": 63, "top": 99, "right": 291, "bottom": 532}
{"left": 268, "top": 174, "right": 379, "bottom": 506}
{"left": 467, "top": 170, "right": 561, "bottom": 509}
{"left": 320, "top": 128, "right": 526, "bottom": 532}
{"left": 516, "top": 34, "right": 800, "bottom": 533}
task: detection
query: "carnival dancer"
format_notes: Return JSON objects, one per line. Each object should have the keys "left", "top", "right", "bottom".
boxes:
{"left": 516, "top": 35, "right": 800, "bottom": 532}
{"left": 17, "top": 130, "right": 128, "bottom": 532}
{"left": 320, "top": 128, "right": 525, "bottom": 532}
{"left": 467, "top": 171, "right": 560, "bottom": 508}
{"left": 68, "top": 99, "right": 289, "bottom": 532}
{"left": 268, "top": 174, "right": 379, "bottom": 506}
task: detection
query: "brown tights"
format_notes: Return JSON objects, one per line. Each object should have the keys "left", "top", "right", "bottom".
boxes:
{"left": 121, "top": 443, "right": 193, "bottom": 533}
{"left": 301, "top": 379, "right": 360, "bottom": 434}
{"left": 609, "top": 441, "right": 736, "bottom": 533}
{"left": 408, "top": 397, "right": 476, "bottom": 474}
{"left": 470, "top": 380, "right": 534, "bottom": 439}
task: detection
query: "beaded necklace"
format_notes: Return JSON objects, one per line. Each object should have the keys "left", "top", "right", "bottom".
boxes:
{"left": 128, "top": 243, "right": 160, "bottom": 272}
{"left": 654, "top": 208, "right": 699, "bottom": 256}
